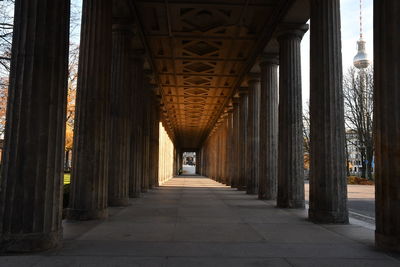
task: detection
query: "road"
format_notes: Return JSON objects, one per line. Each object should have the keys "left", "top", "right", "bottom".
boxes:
{"left": 305, "top": 182, "right": 375, "bottom": 224}
{"left": 182, "top": 165, "right": 196, "bottom": 175}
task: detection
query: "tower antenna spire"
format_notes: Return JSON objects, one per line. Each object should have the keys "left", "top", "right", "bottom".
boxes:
{"left": 360, "top": 0, "right": 363, "bottom": 39}
{"left": 353, "top": 0, "right": 370, "bottom": 69}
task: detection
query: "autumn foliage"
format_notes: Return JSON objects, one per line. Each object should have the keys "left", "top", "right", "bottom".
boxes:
{"left": 347, "top": 176, "right": 374, "bottom": 185}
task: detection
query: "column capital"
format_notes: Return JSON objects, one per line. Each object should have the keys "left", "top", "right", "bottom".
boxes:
{"left": 155, "top": 95, "right": 162, "bottom": 104}
{"left": 226, "top": 102, "right": 234, "bottom": 113}
{"left": 247, "top": 73, "right": 261, "bottom": 84}
{"left": 226, "top": 107, "right": 234, "bottom": 114}
{"left": 130, "top": 49, "right": 146, "bottom": 62}
{"left": 237, "top": 87, "right": 249, "bottom": 96}
{"left": 232, "top": 96, "right": 240, "bottom": 105}
{"left": 149, "top": 84, "right": 159, "bottom": 93}
{"left": 144, "top": 69, "right": 153, "bottom": 76}
{"left": 259, "top": 53, "right": 279, "bottom": 66}
{"left": 112, "top": 22, "right": 135, "bottom": 35}
{"left": 144, "top": 69, "right": 155, "bottom": 84}
{"left": 276, "top": 23, "right": 309, "bottom": 41}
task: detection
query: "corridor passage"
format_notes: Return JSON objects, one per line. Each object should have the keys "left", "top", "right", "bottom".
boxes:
{"left": 1, "top": 176, "right": 399, "bottom": 266}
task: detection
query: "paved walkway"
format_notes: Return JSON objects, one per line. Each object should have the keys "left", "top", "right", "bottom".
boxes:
{"left": 1, "top": 176, "right": 399, "bottom": 266}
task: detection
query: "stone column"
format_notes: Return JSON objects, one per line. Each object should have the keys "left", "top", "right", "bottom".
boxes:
{"left": 176, "top": 149, "right": 183, "bottom": 175}
{"left": 224, "top": 114, "right": 230, "bottom": 184}
{"left": 141, "top": 79, "right": 152, "bottom": 193}
{"left": 107, "top": 24, "right": 133, "bottom": 207}
{"left": 309, "top": 0, "right": 348, "bottom": 223}
{"left": 153, "top": 98, "right": 161, "bottom": 186}
{"left": 196, "top": 150, "right": 201, "bottom": 175}
{"left": 258, "top": 55, "right": 279, "bottom": 200}
{"left": 374, "top": 0, "right": 400, "bottom": 252}
{"left": 68, "top": 0, "right": 111, "bottom": 220}
{"left": 238, "top": 90, "right": 248, "bottom": 191}
{"left": 277, "top": 25, "right": 307, "bottom": 208}
{"left": 149, "top": 93, "right": 160, "bottom": 188}
{"left": 173, "top": 147, "right": 178, "bottom": 176}
{"left": 129, "top": 53, "right": 144, "bottom": 198}
{"left": 231, "top": 98, "right": 240, "bottom": 188}
{"left": 246, "top": 77, "right": 261, "bottom": 194}
{"left": 225, "top": 109, "right": 234, "bottom": 186}
{"left": 0, "top": 0, "right": 69, "bottom": 252}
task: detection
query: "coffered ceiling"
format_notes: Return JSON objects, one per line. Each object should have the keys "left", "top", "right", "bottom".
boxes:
{"left": 124, "top": 0, "right": 309, "bottom": 148}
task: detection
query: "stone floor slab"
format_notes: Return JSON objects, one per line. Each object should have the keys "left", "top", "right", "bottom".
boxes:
{"left": 1, "top": 176, "right": 399, "bottom": 267}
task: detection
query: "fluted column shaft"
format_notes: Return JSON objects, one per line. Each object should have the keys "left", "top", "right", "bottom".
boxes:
{"left": 246, "top": 79, "right": 260, "bottom": 194}
{"left": 374, "top": 0, "right": 400, "bottom": 252}
{"left": 150, "top": 97, "right": 160, "bottom": 187}
{"left": 258, "top": 56, "right": 279, "bottom": 200}
{"left": 224, "top": 115, "right": 231, "bottom": 185}
{"left": 147, "top": 96, "right": 155, "bottom": 189}
{"left": 141, "top": 85, "right": 151, "bottom": 193}
{"left": 107, "top": 25, "right": 132, "bottom": 207}
{"left": 68, "top": 0, "right": 111, "bottom": 220}
{"left": 309, "top": 0, "right": 348, "bottom": 223}
{"left": 154, "top": 104, "right": 161, "bottom": 186}
{"left": 277, "top": 25, "right": 307, "bottom": 208}
{"left": 238, "top": 91, "right": 248, "bottom": 190}
{"left": 231, "top": 101, "right": 240, "bottom": 188}
{"left": 0, "top": 0, "right": 70, "bottom": 252}
{"left": 222, "top": 120, "right": 228, "bottom": 183}
{"left": 226, "top": 111, "right": 234, "bottom": 186}
{"left": 129, "top": 55, "right": 144, "bottom": 198}
{"left": 196, "top": 150, "right": 201, "bottom": 175}
{"left": 173, "top": 147, "right": 178, "bottom": 176}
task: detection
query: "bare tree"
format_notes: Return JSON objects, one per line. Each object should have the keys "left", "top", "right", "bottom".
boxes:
{"left": 0, "top": 0, "right": 14, "bottom": 78}
{"left": 0, "top": 0, "right": 13, "bottom": 138}
{"left": 302, "top": 101, "right": 310, "bottom": 155}
{"left": 343, "top": 66, "right": 374, "bottom": 179}
{"left": 0, "top": 0, "right": 82, "bottom": 167}
{"left": 65, "top": 43, "right": 79, "bottom": 168}
{"left": 65, "top": 1, "right": 82, "bottom": 169}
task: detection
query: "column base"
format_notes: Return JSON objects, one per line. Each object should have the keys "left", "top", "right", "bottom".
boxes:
{"left": 258, "top": 193, "right": 276, "bottom": 200}
{"left": 376, "top": 232, "right": 400, "bottom": 252}
{"left": 308, "top": 209, "right": 349, "bottom": 224}
{"left": 277, "top": 200, "right": 305, "bottom": 209}
{"left": 246, "top": 187, "right": 258, "bottom": 195}
{"left": 258, "top": 194, "right": 267, "bottom": 200}
{"left": 108, "top": 197, "right": 130, "bottom": 207}
{"left": 129, "top": 192, "right": 141, "bottom": 198}
{"left": 0, "top": 229, "right": 62, "bottom": 253}
{"left": 66, "top": 208, "right": 108, "bottom": 221}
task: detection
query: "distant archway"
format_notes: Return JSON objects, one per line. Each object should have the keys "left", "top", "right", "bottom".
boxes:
{"left": 182, "top": 152, "right": 196, "bottom": 175}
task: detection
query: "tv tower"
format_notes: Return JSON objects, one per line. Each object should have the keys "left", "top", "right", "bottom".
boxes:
{"left": 353, "top": 0, "right": 371, "bottom": 69}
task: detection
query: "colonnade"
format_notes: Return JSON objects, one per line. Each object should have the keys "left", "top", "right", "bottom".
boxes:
{"left": 158, "top": 123, "right": 175, "bottom": 185}
{"left": 201, "top": 0, "right": 359, "bottom": 234}
{"left": 0, "top": 0, "right": 399, "bottom": 254}
{"left": 202, "top": 23, "right": 311, "bottom": 211}
{"left": 200, "top": 0, "right": 400, "bottom": 253}
{"left": 0, "top": 0, "right": 174, "bottom": 252}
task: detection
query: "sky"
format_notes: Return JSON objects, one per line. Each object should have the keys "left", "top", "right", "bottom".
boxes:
{"left": 70, "top": 0, "right": 373, "bottom": 106}
{"left": 301, "top": 0, "right": 373, "bottom": 104}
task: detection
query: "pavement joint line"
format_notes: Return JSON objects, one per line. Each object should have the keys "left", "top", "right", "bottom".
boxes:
{"left": 305, "top": 203, "right": 375, "bottom": 230}
{"left": 348, "top": 209, "right": 375, "bottom": 221}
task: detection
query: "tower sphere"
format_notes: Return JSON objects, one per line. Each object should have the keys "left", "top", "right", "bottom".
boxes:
{"left": 353, "top": 39, "right": 371, "bottom": 69}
